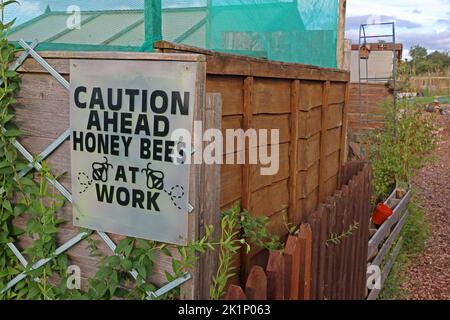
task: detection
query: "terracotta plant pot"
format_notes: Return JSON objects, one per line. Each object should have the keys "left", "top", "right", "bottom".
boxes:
{"left": 372, "top": 203, "right": 394, "bottom": 226}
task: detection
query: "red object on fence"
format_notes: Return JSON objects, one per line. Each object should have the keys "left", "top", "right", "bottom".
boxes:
{"left": 372, "top": 203, "right": 393, "bottom": 226}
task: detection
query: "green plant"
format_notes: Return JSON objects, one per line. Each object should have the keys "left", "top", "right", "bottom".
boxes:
{"left": 0, "top": 1, "right": 78, "bottom": 300}
{"left": 368, "top": 99, "right": 439, "bottom": 200}
{"left": 209, "top": 203, "right": 282, "bottom": 300}
{"left": 0, "top": 5, "right": 281, "bottom": 300}
{"left": 326, "top": 221, "right": 359, "bottom": 246}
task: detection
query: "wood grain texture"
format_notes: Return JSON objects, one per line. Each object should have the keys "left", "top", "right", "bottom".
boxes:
{"left": 154, "top": 41, "right": 350, "bottom": 82}
{"left": 225, "top": 285, "right": 247, "bottom": 300}
{"left": 266, "top": 251, "right": 285, "bottom": 300}
{"left": 319, "top": 81, "right": 330, "bottom": 202}
{"left": 245, "top": 266, "right": 267, "bottom": 300}
{"left": 284, "top": 236, "right": 301, "bottom": 300}
{"left": 199, "top": 93, "right": 222, "bottom": 299}
{"left": 289, "top": 80, "right": 300, "bottom": 224}
{"left": 298, "top": 224, "right": 312, "bottom": 300}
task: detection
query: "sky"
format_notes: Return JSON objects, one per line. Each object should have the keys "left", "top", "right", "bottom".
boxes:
{"left": 4, "top": 0, "right": 450, "bottom": 57}
{"left": 345, "top": 0, "right": 450, "bottom": 57}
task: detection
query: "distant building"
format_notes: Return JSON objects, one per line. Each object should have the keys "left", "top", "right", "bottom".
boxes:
{"left": 350, "top": 43, "right": 403, "bottom": 83}
{"left": 348, "top": 43, "right": 403, "bottom": 132}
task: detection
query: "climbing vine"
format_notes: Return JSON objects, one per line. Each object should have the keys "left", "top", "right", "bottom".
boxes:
{"left": 0, "top": 3, "right": 281, "bottom": 300}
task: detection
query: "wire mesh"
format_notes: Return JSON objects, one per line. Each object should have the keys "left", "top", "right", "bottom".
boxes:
{"left": 6, "top": 0, "right": 339, "bottom": 66}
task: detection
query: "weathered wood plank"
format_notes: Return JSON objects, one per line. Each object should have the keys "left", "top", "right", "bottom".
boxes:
{"left": 284, "top": 235, "right": 300, "bottom": 300}
{"left": 289, "top": 80, "right": 300, "bottom": 224}
{"left": 199, "top": 93, "right": 222, "bottom": 299}
{"left": 225, "top": 285, "right": 247, "bottom": 300}
{"left": 206, "top": 76, "right": 244, "bottom": 116}
{"left": 368, "top": 191, "right": 412, "bottom": 260}
{"left": 252, "top": 79, "right": 291, "bottom": 114}
{"left": 298, "top": 107, "right": 322, "bottom": 139}
{"left": 319, "top": 81, "right": 330, "bottom": 202}
{"left": 154, "top": 41, "right": 350, "bottom": 82}
{"left": 298, "top": 224, "right": 312, "bottom": 300}
{"left": 245, "top": 266, "right": 267, "bottom": 300}
{"left": 240, "top": 76, "right": 254, "bottom": 282}
{"left": 266, "top": 251, "right": 285, "bottom": 300}
{"left": 181, "top": 59, "right": 207, "bottom": 300}
{"left": 298, "top": 133, "right": 321, "bottom": 171}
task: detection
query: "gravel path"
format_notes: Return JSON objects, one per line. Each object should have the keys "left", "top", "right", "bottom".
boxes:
{"left": 403, "top": 117, "right": 450, "bottom": 300}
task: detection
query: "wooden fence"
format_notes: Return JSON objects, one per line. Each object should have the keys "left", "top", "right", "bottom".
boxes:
{"left": 155, "top": 41, "right": 350, "bottom": 285}
{"left": 224, "top": 162, "right": 372, "bottom": 300}
{"left": 13, "top": 43, "right": 349, "bottom": 299}
{"left": 225, "top": 224, "right": 313, "bottom": 300}
{"left": 411, "top": 75, "right": 450, "bottom": 95}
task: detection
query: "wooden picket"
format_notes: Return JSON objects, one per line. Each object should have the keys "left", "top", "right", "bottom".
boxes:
{"left": 224, "top": 162, "right": 372, "bottom": 301}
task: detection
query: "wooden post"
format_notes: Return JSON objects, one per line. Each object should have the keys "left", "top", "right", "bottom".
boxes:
{"left": 284, "top": 235, "right": 301, "bottom": 300}
{"left": 289, "top": 80, "right": 300, "bottom": 223}
{"left": 198, "top": 93, "right": 222, "bottom": 299}
{"left": 298, "top": 224, "right": 312, "bottom": 300}
{"left": 242, "top": 76, "right": 254, "bottom": 211}
{"left": 339, "top": 82, "right": 350, "bottom": 172}
{"left": 336, "top": 0, "right": 347, "bottom": 69}
{"left": 180, "top": 60, "right": 208, "bottom": 300}
{"left": 241, "top": 76, "right": 254, "bottom": 281}
{"left": 319, "top": 81, "right": 330, "bottom": 202}
{"left": 266, "top": 251, "right": 285, "bottom": 300}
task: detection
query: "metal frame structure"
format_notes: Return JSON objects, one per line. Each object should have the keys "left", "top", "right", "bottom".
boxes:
{"left": 358, "top": 22, "right": 397, "bottom": 130}
{"left": 0, "top": 39, "right": 191, "bottom": 299}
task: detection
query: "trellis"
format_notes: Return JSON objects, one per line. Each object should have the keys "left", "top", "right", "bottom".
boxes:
{"left": 0, "top": 39, "right": 192, "bottom": 299}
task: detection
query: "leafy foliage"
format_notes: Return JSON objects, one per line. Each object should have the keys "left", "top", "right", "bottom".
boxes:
{"left": 0, "top": 4, "right": 280, "bottom": 300}
{"left": 406, "top": 45, "right": 450, "bottom": 75}
{"left": 326, "top": 221, "right": 359, "bottom": 246}
{"left": 209, "top": 203, "right": 282, "bottom": 300}
{"left": 368, "top": 99, "right": 439, "bottom": 200}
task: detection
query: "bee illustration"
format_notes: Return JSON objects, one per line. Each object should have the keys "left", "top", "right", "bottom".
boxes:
{"left": 92, "top": 156, "right": 113, "bottom": 183}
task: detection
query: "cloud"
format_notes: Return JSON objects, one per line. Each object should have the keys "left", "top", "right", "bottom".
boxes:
{"left": 5, "top": 0, "right": 43, "bottom": 25}
{"left": 346, "top": 15, "right": 422, "bottom": 31}
{"left": 346, "top": 0, "right": 450, "bottom": 52}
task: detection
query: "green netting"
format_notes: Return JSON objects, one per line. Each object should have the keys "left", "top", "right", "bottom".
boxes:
{"left": 6, "top": 0, "right": 339, "bottom": 67}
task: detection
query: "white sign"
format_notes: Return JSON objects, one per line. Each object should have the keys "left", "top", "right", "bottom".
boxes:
{"left": 70, "top": 59, "right": 198, "bottom": 245}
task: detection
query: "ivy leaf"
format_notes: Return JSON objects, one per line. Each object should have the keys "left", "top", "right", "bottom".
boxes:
{"left": 4, "top": 128, "right": 22, "bottom": 137}
{"left": 2, "top": 199, "right": 12, "bottom": 212}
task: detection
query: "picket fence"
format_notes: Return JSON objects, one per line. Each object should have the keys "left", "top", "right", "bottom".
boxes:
{"left": 224, "top": 162, "right": 372, "bottom": 300}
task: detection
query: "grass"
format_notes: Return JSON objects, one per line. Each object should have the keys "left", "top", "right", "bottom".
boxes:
{"left": 411, "top": 94, "right": 450, "bottom": 105}
{"left": 379, "top": 195, "right": 430, "bottom": 300}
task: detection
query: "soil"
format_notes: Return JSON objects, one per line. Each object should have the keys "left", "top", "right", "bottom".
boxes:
{"left": 403, "top": 116, "right": 450, "bottom": 300}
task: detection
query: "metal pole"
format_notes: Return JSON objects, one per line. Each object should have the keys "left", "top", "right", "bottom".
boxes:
{"left": 392, "top": 23, "right": 398, "bottom": 140}
{"left": 358, "top": 25, "right": 362, "bottom": 130}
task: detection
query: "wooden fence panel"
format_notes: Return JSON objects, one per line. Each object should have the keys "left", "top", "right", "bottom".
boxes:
{"left": 298, "top": 224, "right": 312, "bottom": 300}
{"left": 284, "top": 236, "right": 301, "bottom": 300}
{"left": 266, "top": 251, "right": 285, "bottom": 300}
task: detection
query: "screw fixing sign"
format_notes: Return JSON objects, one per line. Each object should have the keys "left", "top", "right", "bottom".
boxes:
{"left": 70, "top": 59, "right": 198, "bottom": 245}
